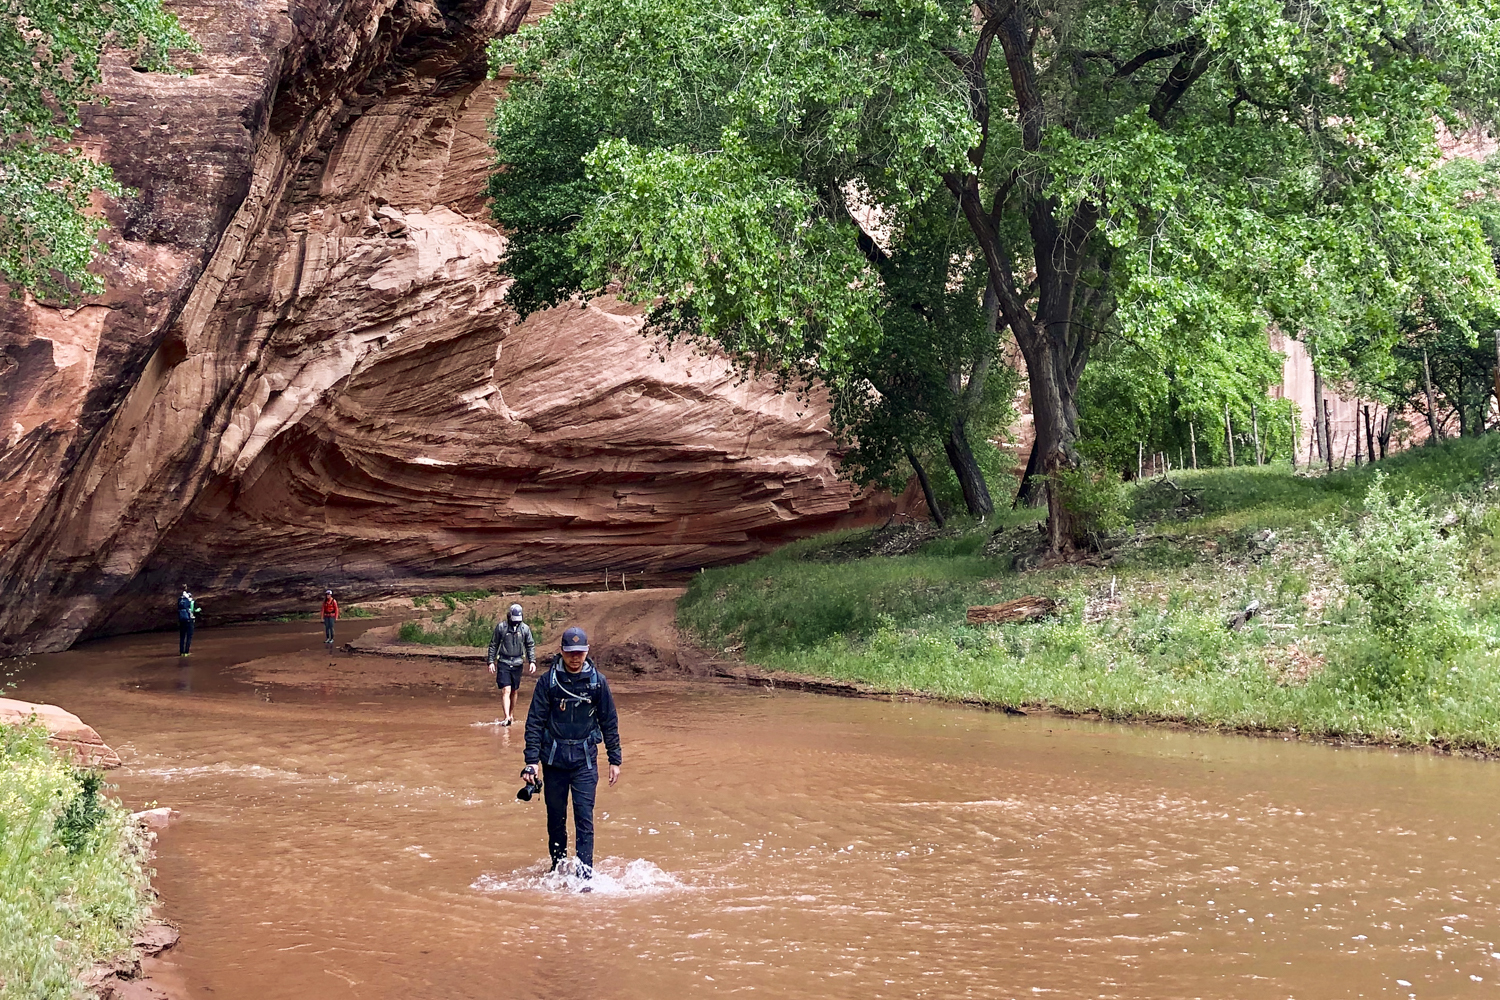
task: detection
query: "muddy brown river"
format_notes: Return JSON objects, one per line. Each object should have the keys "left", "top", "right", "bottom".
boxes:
{"left": 15, "top": 618, "right": 1500, "bottom": 999}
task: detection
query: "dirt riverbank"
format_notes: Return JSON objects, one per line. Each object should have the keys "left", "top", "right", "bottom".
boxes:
{"left": 285, "top": 588, "right": 1497, "bottom": 759}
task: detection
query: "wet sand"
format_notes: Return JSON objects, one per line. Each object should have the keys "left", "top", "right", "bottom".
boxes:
{"left": 14, "top": 611, "right": 1500, "bottom": 999}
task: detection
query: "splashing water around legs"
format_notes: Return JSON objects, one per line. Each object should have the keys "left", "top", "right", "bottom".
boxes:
{"left": 473, "top": 858, "right": 686, "bottom": 896}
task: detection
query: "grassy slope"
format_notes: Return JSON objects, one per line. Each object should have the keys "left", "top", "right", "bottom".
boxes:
{"left": 679, "top": 436, "right": 1500, "bottom": 752}
{"left": 0, "top": 725, "right": 150, "bottom": 999}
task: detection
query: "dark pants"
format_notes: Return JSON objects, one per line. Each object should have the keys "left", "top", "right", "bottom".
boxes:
{"left": 178, "top": 620, "right": 194, "bottom": 655}
{"left": 324, "top": 616, "right": 336, "bottom": 642}
{"left": 542, "top": 760, "right": 598, "bottom": 870}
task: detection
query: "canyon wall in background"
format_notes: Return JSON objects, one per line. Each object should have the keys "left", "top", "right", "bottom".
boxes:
{"left": 0, "top": 0, "right": 886, "bottom": 653}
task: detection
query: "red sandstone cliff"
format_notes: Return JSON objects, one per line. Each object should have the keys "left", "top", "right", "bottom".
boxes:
{"left": 0, "top": 0, "right": 885, "bottom": 653}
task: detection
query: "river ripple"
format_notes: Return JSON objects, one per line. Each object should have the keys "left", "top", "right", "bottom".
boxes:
{"left": 15, "top": 621, "right": 1500, "bottom": 999}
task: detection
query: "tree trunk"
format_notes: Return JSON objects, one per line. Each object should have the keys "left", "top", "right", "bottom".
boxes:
{"left": 1492, "top": 329, "right": 1500, "bottom": 428}
{"left": 1354, "top": 404, "right": 1362, "bottom": 466}
{"left": 1224, "top": 403, "right": 1235, "bottom": 466}
{"left": 1311, "top": 361, "right": 1326, "bottom": 461}
{"left": 1323, "top": 400, "right": 1334, "bottom": 472}
{"left": 1363, "top": 404, "right": 1376, "bottom": 464}
{"left": 1289, "top": 409, "right": 1297, "bottom": 469}
{"left": 1013, "top": 443, "right": 1043, "bottom": 508}
{"left": 904, "top": 444, "right": 945, "bottom": 528}
{"left": 943, "top": 418, "right": 994, "bottom": 517}
{"left": 1251, "top": 402, "right": 1261, "bottom": 465}
{"left": 938, "top": 294, "right": 999, "bottom": 518}
{"left": 1422, "top": 346, "right": 1441, "bottom": 443}
{"left": 1008, "top": 313, "right": 1084, "bottom": 552}
{"left": 1189, "top": 420, "right": 1197, "bottom": 468}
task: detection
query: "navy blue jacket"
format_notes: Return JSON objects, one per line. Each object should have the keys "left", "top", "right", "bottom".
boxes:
{"left": 523, "top": 656, "right": 622, "bottom": 769}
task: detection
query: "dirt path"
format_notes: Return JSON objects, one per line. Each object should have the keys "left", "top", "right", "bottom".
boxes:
{"left": 228, "top": 588, "right": 892, "bottom": 700}
{"left": 231, "top": 589, "right": 743, "bottom": 691}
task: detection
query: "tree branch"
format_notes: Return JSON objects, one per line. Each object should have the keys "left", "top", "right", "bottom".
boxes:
{"left": 952, "top": 287, "right": 1003, "bottom": 420}
{"left": 995, "top": 4, "right": 1044, "bottom": 152}
{"left": 943, "top": 171, "right": 1029, "bottom": 337}
{"left": 1112, "top": 37, "right": 1202, "bottom": 80}
{"left": 1077, "top": 49, "right": 1122, "bottom": 72}
{"left": 1149, "top": 47, "right": 1210, "bottom": 123}
{"left": 826, "top": 182, "right": 892, "bottom": 271}
{"left": 989, "top": 168, "right": 1019, "bottom": 226}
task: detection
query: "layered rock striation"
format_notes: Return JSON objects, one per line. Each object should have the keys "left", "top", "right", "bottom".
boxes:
{"left": 0, "top": 0, "right": 885, "bottom": 652}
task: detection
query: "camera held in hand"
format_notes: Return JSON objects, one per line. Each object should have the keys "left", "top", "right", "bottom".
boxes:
{"left": 516, "top": 766, "right": 542, "bottom": 802}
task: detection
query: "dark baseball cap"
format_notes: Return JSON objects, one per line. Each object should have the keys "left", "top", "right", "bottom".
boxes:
{"left": 561, "top": 626, "right": 589, "bottom": 651}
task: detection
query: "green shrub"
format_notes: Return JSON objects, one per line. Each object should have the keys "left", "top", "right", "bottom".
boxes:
{"left": 0, "top": 724, "right": 150, "bottom": 999}
{"left": 1122, "top": 605, "right": 1243, "bottom": 679}
{"left": 1053, "top": 465, "right": 1129, "bottom": 547}
{"left": 1320, "top": 472, "right": 1464, "bottom": 648}
{"left": 343, "top": 606, "right": 377, "bottom": 619}
{"left": 1314, "top": 633, "right": 1441, "bottom": 703}
{"left": 54, "top": 770, "right": 107, "bottom": 855}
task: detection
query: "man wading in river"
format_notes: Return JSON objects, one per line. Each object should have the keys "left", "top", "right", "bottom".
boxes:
{"left": 487, "top": 603, "right": 536, "bottom": 726}
{"left": 520, "top": 626, "right": 621, "bottom": 882}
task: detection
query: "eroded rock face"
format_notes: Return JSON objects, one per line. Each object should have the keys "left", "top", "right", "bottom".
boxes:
{"left": 0, "top": 0, "right": 884, "bottom": 652}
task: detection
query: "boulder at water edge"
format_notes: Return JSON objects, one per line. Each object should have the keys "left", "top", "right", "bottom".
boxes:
{"left": 0, "top": 698, "right": 122, "bottom": 768}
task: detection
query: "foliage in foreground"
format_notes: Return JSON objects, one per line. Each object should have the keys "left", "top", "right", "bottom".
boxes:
{"left": 0, "top": 724, "right": 150, "bottom": 999}
{"left": 679, "top": 437, "right": 1500, "bottom": 751}
{"left": 1, "top": 0, "right": 194, "bottom": 300}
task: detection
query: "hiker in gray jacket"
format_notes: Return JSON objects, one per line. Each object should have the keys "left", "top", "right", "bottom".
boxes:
{"left": 487, "top": 603, "right": 536, "bottom": 726}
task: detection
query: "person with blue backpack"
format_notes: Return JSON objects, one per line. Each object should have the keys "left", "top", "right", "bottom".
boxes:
{"left": 176, "top": 586, "right": 200, "bottom": 656}
{"left": 520, "top": 626, "right": 622, "bottom": 882}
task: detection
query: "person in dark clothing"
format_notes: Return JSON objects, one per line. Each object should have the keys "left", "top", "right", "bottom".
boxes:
{"left": 176, "top": 587, "right": 199, "bottom": 656}
{"left": 322, "top": 590, "right": 339, "bottom": 647}
{"left": 486, "top": 603, "right": 536, "bottom": 727}
{"left": 521, "top": 626, "right": 621, "bottom": 881}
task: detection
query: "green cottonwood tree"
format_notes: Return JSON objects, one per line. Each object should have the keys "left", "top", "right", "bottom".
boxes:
{"left": 489, "top": 0, "right": 1500, "bottom": 549}
{"left": 830, "top": 200, "right": 1020, "bottom": 519}
{"left": 1, "top": 0, "right": 193, "bottom": 300}
{"left": 1325, "top": 153, "right": 1500, "bottom": 443}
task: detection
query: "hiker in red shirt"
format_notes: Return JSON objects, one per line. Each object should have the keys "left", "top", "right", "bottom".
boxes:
{"left": 322, "top": 590, "right": 339, "bottom": 647}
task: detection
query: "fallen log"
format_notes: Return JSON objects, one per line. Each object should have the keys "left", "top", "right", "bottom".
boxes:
{"left": 1225, "top": 599, "right": 1261, "bottom": 631}
{"left": 966, "top": 596, "right": 1058, "bottom": 625}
